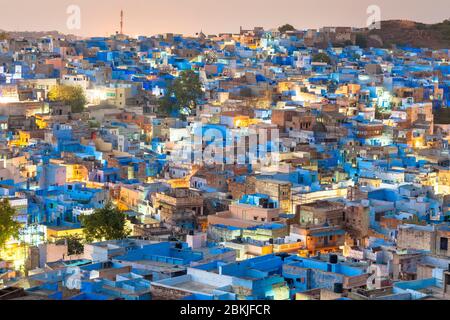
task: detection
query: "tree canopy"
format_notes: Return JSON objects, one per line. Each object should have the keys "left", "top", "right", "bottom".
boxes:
{"left": 48, "top": 85, "right": 87, "bottom": 113}
{"left": 278, "top": 24, "right": 296, "bottom": 34}
{"left": 62, "top": 235, "right": 84, "bottom": 256}
{"left": 312, "top": 52, "right": 332, "bottom": 64}
{"left": 80, "top": 202, "right": 130, "bottom": 243}
{"left": 158, "top": 70, "right": 203, "bottom": 118}
{"left": 0, "top": 199, "right": 21, "bottom": 248}
{"left": 435, "top": 108, "right": 450, "bottom": 124}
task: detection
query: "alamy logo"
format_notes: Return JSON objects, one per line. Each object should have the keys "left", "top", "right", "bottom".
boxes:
{"left": 66, "top": 5, "right": 81, "bottom": 31}
{"left": 65, "top": 267, "right": 82, "bottom": 290}
{"left": 367, "top": 5, "right": 381, "bottom": 30}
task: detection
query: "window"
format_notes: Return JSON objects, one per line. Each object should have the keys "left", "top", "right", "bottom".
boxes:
{"left": 440, "top": 237, "right": 448, "bottom": 251}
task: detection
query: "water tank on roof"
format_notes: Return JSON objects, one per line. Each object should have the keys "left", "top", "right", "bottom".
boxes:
{"left": 277, "top": 252, "right": 290, "bottom": 261}
{"left": 175, "top": 242, "right": 183, "bottom": 249}
{"left": 334, "top": 283, "right": 344, "bottom": 294}
{"left": 259, "top": 198, "right": 269, "bottom": 208}
{"left": 329, "top": 254, "right": 338, "bottom": 264}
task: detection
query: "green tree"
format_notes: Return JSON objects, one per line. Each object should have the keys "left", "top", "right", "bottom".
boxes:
{"left": 312, "top": 52, "right": 332, "bottom": 64}
{"left": 158, "top": 70, "right": 203, "bottom": 118}
{"left": 80, "top": 203, "right": 130, "bottom": 243}
{"left": 375, "top": 105, "right": 391, "bottom": 120}
{"left": 278, "top": 24, "right": 296, "bottom": 34}
{"left": 48, "top": 85, "right": 87, "bottom": 113}
{"left": 88, "top": 120, "right": 100, "bottom": 128}
{"left": 0, "top": 199, "right": 21, "bottom": 248}
{"left": 62, "top": 235, "right": 84, "bottom": 256}
{"left": 434, "top": 108, "right": 450, "bottom": 124}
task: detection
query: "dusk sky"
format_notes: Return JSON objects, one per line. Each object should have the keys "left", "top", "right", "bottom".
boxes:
{"left": 1, "top": 0, "right": 449, "bottom": 37}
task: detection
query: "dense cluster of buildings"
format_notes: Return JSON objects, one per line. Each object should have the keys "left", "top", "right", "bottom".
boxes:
{"left": 0, "top": 24, "right": 450, "bottom": 301}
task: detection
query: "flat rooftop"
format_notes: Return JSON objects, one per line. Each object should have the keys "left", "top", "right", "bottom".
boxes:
{"left": 172, "top": 280, "right": 218, "bottom": 295}
{"left": 121, "top": 259, "right": 186, "bottom": 273}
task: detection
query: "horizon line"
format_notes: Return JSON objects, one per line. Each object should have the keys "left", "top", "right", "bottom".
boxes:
{"left": 1, "top": 17, "right": 449, "bottom": 40}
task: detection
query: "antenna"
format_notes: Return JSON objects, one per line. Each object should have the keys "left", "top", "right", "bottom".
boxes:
{"left": 120, "top": 10, "right": 124, "bottom": 34}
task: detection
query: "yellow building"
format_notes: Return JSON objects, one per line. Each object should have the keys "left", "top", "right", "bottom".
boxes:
{"left": 273, "top": 242, "right": 303, "bottom": 254}
{"left": 116, "top": 201, "right": 130, "bottom": 212}
{"left": 118, "top": 185, "right": 142, "bottom": 210}
{"left": 20, "top": 164, "right": 37, "bottom": 179}
{"left": 9, "top": 131, "right": 31, "bottom": 147}
{"left": 233, "top": 116, "right": 259, "bottom": 128}
{"left": 438, "top": 167, "right": 450, "bottom": 195}
{"left": 335, "top": 84, "right": 361, "bottom": 96}
{"left": 0, "top": 242, "right": 28, "bottom": 271}
{"left": 167, "top": 178, "right": 190, "bottom": 189}
{"left": 35, "top": 115, "right": 48, "bottom": 129}
{"left": 255, "top": 179, "right": 292, "bottom": 214}
{"left": 63, "top": 164, "right": 89, "bottom": 183}
{"left": 277, "top": 81, "right": 296, "bottom": 93}
{"left": 46, "top": 226, "right": 84, "bottom": 242}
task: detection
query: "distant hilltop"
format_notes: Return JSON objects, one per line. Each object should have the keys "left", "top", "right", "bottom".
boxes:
{"left": 1, "top": 19, "right": 450, "bottom": 49}
{"left": 360, "top": 19, "right": 450, "bottom": 49}
{"left": 0, "top": 30, "right": 80, "bottom": 41}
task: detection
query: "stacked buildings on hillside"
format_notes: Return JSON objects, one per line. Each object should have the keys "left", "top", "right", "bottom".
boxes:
{"left": 0, "top": 25, "right": 449, "bottom": 300}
